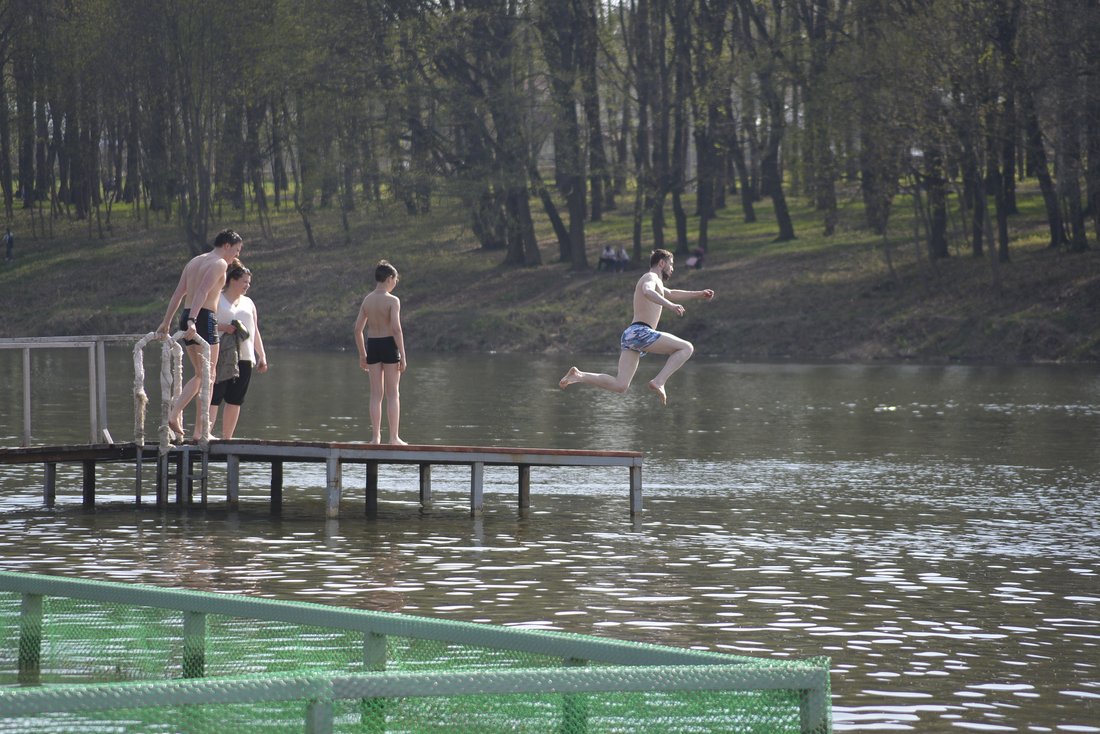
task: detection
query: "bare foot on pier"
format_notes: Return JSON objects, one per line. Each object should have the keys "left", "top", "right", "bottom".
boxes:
{"left": 648, "top": 380, "right": 667, "bottom": 406}
{"left": 167, "top": 416, "right": 183, "bottom": 439}
{"left": 390, "top": 437, "right": 408, "bottom": 446}
{"left": 559, "top": 367, "right": 583, "bottom": 389}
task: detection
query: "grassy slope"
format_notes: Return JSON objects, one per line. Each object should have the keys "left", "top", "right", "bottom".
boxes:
{"left": 1, "top": 186, "right": 1098, "bottom": 363}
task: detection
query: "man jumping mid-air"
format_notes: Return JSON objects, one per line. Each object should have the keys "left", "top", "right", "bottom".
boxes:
{"left": 559, "top": 248, "right": 715, "bottom": 405}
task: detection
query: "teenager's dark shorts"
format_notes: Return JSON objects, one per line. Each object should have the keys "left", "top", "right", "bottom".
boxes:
{"left": 180, "top": 308, "right": 219, "bottom": 346}
{"left": 211, "top": 361, "right": 253, "bottom": 406}
{"left": 366, "top": 336, "right": 401, "bottom": 364}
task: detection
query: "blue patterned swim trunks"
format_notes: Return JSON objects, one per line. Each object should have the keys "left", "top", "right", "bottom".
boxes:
{"left": 621, "top": 321, "right": 661, "bottom": 354}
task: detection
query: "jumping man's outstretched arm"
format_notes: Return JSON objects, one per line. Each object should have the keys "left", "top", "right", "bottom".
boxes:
{"left": 666, "top": 288, "right": 715, "bottom": 301}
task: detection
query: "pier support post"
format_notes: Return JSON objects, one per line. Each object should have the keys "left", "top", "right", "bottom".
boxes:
{"left": 43, "top": 462, "right": 56, "bottom": 508}
{"left": 419, "top": 464, "right": 432, "bottom": 506}
{"left": 134, "top": 451, "right": 143, "bottom": 505}
{"left": 82, "top": 459, "right": 96, "bottom": 508}
{"left": 470, "top": 461, "right": 484, "bottom": 517}
{"left": 325, "top": 455, "right": 342, "bottom": 519}
{"left": 175, "top": 450, "right": 185, "bottom": 505}
{"left": 365, "top": 461, "right": 378, "bottom": 517}
{"left": 156, "top": 453, "right": 168, "bottom": 507}
{"left": 629, "top": 465, "right": 642, "bottom": 515}
{"left": 518, "top": 465, "right": 531, "bottom": 509}
{"left": 271, "top": 460, "right": 283, "bottom": 514}
{"left": 226, "top": 455, "right": 240, "bottom": 509}
{"left": 199, "top": 449, "right": 209, "bottom": 505}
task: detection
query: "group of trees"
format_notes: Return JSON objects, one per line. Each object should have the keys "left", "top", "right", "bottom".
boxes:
{"left": 1, "top": 0, "right": 1097, "bottom": 266}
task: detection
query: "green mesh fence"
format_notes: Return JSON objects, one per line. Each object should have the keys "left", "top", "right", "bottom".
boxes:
{"left": 0, "top": 571, "right": 831, "bottom": 733}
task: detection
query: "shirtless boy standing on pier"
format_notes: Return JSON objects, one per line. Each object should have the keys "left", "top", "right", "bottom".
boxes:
{"left": 354, "top": 260, "right": 408, "bottom": 444}
{"left": 559, "top": 248, "right": 714, "bottom": 405}
{"left": 157, "top": 229, "right": 244, "bottom": 438}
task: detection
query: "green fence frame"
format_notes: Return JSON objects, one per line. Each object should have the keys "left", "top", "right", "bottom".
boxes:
{"left": 0, "top": 571, "right": 831, "bottom": 733}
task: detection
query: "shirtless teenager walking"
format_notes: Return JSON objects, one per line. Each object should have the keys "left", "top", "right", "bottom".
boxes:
{"left": 559, "top": 248, "right": 714, "bottom": 405}
{"left": 354, "top": 260, "right": 407, "bottom": 444}
{"left": 157, "top": 229, "right": 244, "bottom": 439}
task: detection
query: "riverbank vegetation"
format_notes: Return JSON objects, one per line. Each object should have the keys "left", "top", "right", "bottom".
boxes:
{"left": 1, "top": 182, "right": 1097, "bottom": 363}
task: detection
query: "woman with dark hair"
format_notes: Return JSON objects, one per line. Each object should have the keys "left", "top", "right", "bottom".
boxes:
{"left": 209, "top": 260, "right": 268, "bottom": 439}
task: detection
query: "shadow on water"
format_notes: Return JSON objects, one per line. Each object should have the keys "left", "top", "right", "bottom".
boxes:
{"left": 1, "top": 347, "right": 1099, "bottom": 731}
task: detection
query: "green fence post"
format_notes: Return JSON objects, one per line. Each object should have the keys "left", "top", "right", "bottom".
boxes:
{"left": 306, "top": 699, "right": 335, "bottom": 734}
{"left": 182, "top": 611, "right": 205, "bottom": 678}
{"left": 800, "top": 682, "right": 831, "bottom": 734}
{"left": 18, "top": 593, "right": 43, "bottom": 684}
{"left": 362, "top": 631, "right": 387, "bottom": 732}
{"left": 560, "top": 657, "right": 589, "bottom": 734}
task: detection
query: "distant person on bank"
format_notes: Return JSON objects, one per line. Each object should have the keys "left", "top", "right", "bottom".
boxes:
{"left": 615, "top": 245, "right": 630, "bottom": 271}
{"left": 598, "top": 245, "right": 616, "bottom": 271}
{"left": 156, "top": 229, "right": 244, "bottom": 440}
{"left": 209, "top": 260, "right": 268, "bottom": 439}
{"left": 3, "top": 228, "right": 12, "bottom": 262}
{"left": 353, "top": 260, "right": 408, "bottom": 444}
{"left": 559, "top": 248, "right": 714, "bottom": 406}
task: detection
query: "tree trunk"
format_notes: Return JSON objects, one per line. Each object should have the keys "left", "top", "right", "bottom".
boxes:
{"left": 724, "top": 97, "right": 756, "bottom": 223}
{"left": 579, "top": 0, "right": 607, "bottom": 222}
{"left": 0, "top": 64, "right": 13, "bottom": 219}
{"left": 1020, "top": 86, "right": 1064, "bottom": 248}
{"left": 924, "top": 145, "right": 949, "bottom": 259}
{"left": 759, "top": 69, "right": 795, "bottom": 241}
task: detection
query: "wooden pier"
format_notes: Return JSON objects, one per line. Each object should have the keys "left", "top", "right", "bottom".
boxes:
{"left": 0, "top": 441, "right": 645, "bottom": 517}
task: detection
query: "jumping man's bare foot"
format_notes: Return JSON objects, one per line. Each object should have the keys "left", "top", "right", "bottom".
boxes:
{"left": 390, "top": 437, "right": 408, "bottom": 446}
{"left": 648, "top": 380, "right": 668, "bottom": 406}
{"left": 167, "top": 416, "right": 183, "bottom": 439}
{"left": 559, "top": 366, "right": 583, "bottom": 389}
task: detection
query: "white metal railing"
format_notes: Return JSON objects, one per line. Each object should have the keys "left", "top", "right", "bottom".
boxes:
{"left": 0, "top": 334, "right": 141, "bottom": 446}
{"left": 0, "top": 333, "right": 210, "bottom": 449}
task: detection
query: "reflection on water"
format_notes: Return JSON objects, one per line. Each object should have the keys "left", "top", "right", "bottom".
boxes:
{"left": 1, "top": 348, "right": 1098, "bottom": 731}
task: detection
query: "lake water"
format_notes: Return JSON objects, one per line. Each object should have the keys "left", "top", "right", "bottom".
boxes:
{"left": 1, "top": 346, "right": 1098, "bottom": 732}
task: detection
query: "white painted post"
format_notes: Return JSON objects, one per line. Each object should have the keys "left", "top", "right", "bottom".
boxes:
{"left": 87, "top": 345, "right": 97, "bottom": 444}
{"left": 22, "top": 348, "right": 30, "bottom": 446}
{"left": 630, "top": 465, "right": 643, "bottom": 515}
{"left": 96, "top": 339, "right": 109, "bottom": 441}
{"left": 419, "top": 464, "right": 432, "bottom": 506}
{"left": 226, "top": 455, "right": 240, "bottom": 508}
{"left": 470, "top": 461, "right": 484, "bottom": 517}
{"left": 325, "top": 455, "right": 342, "bottom": 519}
